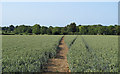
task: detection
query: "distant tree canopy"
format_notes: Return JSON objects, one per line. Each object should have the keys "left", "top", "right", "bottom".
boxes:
{"left": 1, "top": 22, "right": 120, "bottom": 35}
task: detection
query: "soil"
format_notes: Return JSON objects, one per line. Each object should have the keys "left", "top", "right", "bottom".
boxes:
{"left": 43, "top": 36, "right": 70, "bottom": 72}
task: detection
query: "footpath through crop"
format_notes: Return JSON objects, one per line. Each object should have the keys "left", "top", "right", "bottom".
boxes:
{"left": 44, "top": 36, "right": 70, "bottom": 72}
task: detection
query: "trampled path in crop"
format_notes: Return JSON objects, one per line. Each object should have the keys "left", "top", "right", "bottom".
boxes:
{"left": 44, "top": 36, "right": 70, "bottom": 72}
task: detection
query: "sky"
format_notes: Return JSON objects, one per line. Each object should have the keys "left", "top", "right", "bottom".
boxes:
{"left": 2, "top": 2, "right": 118, "bottom": 27}
{"left": 1, "top": 0, "right": 119, "bottom": 2}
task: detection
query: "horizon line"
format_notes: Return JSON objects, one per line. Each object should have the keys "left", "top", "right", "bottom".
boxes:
{"left": 1, "top": 23, "right": 118, "bottom": 27}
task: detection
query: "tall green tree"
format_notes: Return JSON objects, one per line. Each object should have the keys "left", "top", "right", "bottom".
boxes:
{"left": 8, "top": 25, "right": 14, "bottom": 32}
{"left": 47, "top": 26, "right": 53, "bottom": 35}
{"left": 41, "top": 26, "right": 48, "bottom": 35}
{"left": 52, "top": 27, "right": 61, "bottom": 35}
{"left": 67, "top": 22, "right": 77, "bottom": 34}
{"left": 26, "top": 26, "right": 32, "bottom": 34}
{"left": 79, "top": 26, "right": 87, "bottom": 35}
{"left": 32, "top": 24, "right": 41, "bottom": 35}
{"left": 14, "top": 25, "right": 27, "bottom": 34}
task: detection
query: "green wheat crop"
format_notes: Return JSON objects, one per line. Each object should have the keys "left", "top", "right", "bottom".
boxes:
{"left": 2, "top": 35, "right": 63, "bottom": 72}
{"left": 65, "top": 35, "right": 118, "bottom": 72}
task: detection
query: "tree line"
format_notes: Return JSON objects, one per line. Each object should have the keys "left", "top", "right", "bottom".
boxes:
{"left": 1, "top": 22, "right": 120, "bottom": 35}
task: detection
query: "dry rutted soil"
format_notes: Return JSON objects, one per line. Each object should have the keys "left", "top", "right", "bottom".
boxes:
{"left": 44, "top": 36, "right": 70, "bottom": 72}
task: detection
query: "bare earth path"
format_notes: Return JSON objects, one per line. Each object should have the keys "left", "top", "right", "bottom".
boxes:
{"left": 44, "top": 36, "right": 70, "bottom": 72}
